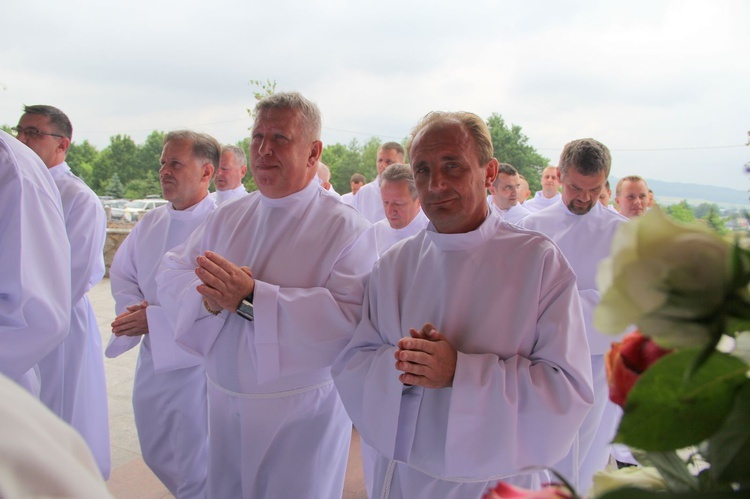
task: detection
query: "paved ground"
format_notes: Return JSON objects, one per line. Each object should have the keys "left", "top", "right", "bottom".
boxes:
{"left": 92, "top": 278, "right": 367, "bottom": 498}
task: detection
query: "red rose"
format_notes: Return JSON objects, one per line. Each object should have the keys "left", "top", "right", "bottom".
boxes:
{"left": 483, "top": 482, "right": 573, "bottom": 499}
{"left": 606, "top": 331, "right": 673, "bottom": 407}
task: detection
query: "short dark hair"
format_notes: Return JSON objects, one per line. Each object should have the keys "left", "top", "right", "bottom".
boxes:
{"left": 350, "top": 173, "right": 366, "bottom": 184}
{"left": 23, "top": 104, "right": 73, "bottom": 139}
{"left": 558, "top": 138, "right": 611, "bottom": 178}
{"left": 165, "top": 130, "right": 221, "bottom": 168}
{"left": 379, "top": 141, "right": 405, "bottom": 157}
{"left": 493, "top": 163, "right": 519, "bottom": 187}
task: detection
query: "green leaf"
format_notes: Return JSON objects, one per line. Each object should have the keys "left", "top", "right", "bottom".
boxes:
{"left": 597, "top": 488, "right": 743, "bottom": 499}
{"left": 633, "top": 450, "right": 698, "bottom": 492}
{"left": 707, "top": 381, "right": 750, "bottom": 487}
{"left": 616, "top": 349, "right": 748, "bottom": 450}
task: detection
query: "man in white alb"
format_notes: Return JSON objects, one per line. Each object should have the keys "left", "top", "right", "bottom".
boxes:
{"left": 0, "top": 130, "right": 70, "bottom": 398}
{"left": 332, "top": 111, "right": 594, "bottom": 499}
{"left": 212, "top": 145, "right": 248, "bottom": 205}
{"left": 317, "top": 161, "right": 342, "bottom": 200}
{"left": 520, "top": 138, "right": 629, "bottom": 494}
{"left": 107, "top": 130, "right": 219, "bottom": 498}
{"left": 517, "top": 174, "right": 531, "bottom": 203}
{"left": 615, "top": 175, "right": 649, "bottom": 219}
{"left": 488, "top": 162, "right": 531, "bottom": 224}
{"left": 341, "top": 172, "right": 366, "bottom": 206}
{"left": 523, "top": 165, "right": 561, "bottom": 212}
{"left": 352, "top": 141, "right": 405, "bottom": 222}
{"left": 372, "top": 163, "right": 429, "bottom": 257}
{"left": 15, "top": 105, "right": 110, "bottom": 477}
{"left": 156, "top": 92, "right": 377, "bottom": 498}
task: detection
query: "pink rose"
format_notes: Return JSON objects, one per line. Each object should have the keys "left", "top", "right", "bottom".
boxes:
{"left": 483, "top": 482, "right": 573, "bottom": 499}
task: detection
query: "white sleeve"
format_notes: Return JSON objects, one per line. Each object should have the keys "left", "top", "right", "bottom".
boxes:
{"left": 0, "top": 146, "right": 71, "bottom": 382}
{"left": 105, "top": 227, "right": 143, "bottom": 358}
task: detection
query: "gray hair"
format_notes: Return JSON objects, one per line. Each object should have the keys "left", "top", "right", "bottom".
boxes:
{"left": 408, "top": 111, "right": 493, "bottom": 165}
{"left": 222, "top": 145, "right": 247, "bottom": 165}
{"left": 558, "top": 138, "right": 612, "bottom": 178}
{"left": 380, "top": 163, "right": 417, "bottom": 199}
{"left": 23, "top": 104, "right": 73, "bottom": 139}
{"left": 164, "top": 130, "right": 221, "bottom": 168}
{"left": 253, "top": 92, "right": 322, "bottom": 140}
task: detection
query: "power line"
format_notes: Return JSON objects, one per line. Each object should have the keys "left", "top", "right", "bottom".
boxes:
{"left": 76, "top": 118, "right": 747, "bottom": 152}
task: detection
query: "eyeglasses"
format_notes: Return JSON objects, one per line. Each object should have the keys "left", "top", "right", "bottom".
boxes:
{"left": 11, "top": 126, "right": 65, "bottom": 140}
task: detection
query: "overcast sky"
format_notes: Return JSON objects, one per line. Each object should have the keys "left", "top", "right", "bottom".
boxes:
{"left": 2, "top": 0, "right": 748, "bottom": 191}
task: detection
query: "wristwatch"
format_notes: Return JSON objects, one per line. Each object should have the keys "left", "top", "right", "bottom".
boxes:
{"left": 236, "top": 292, "right": 254, "bottom": 322}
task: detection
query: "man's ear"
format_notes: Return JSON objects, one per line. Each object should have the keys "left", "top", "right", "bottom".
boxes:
{"left": 308, "top": 140, "right": 323, "bottom": 168}
{"left": 484, "top": 158, "right": 499, "bottom": 188}
{"left": 59, "top": 137, "right": 71, "bottom": 154}
{"left": 203, "top": 163, "right": 215, "bottom": 181}
{"left": 556, "top": 168, "right": 563, "bottom": 184}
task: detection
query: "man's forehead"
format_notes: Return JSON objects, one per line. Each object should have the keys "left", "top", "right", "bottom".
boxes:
{"left": 18, "top": 113, "right": 49, "bottom": 127}
{"left": 624, "top": 180, "right": 648, "bottom": 192}
{"left": 411, "top": 122, "right": 471, "bottom": 154}
{"left": 378, "top": 148, "right": 403, "bottom": 159}
{"left": 220, "top": 151, "right": 240, "bottom": 165}
{"left": 254, "top": 107, "right": 301, "bottom": 129}
{"left": 162, "top": 139, "right": 193, "bottom": 157}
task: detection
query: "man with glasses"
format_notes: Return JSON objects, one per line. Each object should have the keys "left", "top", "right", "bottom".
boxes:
{"left": 14, "top": 105, "right": 110, "bottom": 478}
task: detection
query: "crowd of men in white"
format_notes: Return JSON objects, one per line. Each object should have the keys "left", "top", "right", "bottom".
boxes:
{"left": 0, "top": 95, "right": 654, "bottom": 498}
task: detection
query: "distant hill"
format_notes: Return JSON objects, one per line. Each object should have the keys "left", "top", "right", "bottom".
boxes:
{"left": 612, "top": 178, "right": 749, "bottom": 209}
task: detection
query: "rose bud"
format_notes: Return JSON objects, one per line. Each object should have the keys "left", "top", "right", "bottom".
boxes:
{"left": 606, "top": 330, "right": 672, "bottom": 407}
{"left": 483, "top": 482, "right": 573, "bottom": 499}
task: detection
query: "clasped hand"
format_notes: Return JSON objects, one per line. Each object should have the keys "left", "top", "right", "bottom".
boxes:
{"left": 394, "top": 322, "right": 457, "bottom": 388}
{"left": 111, "top": 300, "right": 149, "bottom": 337}
{"left": 195, "top": 251, "right": 254, "bottom": 313}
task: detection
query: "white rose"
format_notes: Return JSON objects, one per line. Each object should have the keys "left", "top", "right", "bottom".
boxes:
{"left": 595, "top": 208, "right": 731, "bottom": 348}
{"left": 586, "top": 464, "right": 667, "bottom": 498}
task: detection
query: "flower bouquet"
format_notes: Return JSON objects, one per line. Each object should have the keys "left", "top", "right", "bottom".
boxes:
{"left": 484, "top": 208, "right": 750, "bottom": 499}
{"left": 589, "top": 207, "right": 750, "bottom": 497}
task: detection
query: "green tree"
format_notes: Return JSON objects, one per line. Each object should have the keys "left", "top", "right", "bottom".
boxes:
{"left": 67, "top": 140, "right": 99, "bottom": 185}
{"left": 486, "top": 113, "right": 550, "bottom": 194}
{"left": 123, "top": 171, "right": 161, "bottom": 199}
{"left": 247, "top": 79, "right": 277, "bottom": 121}
{"left": 104, "top": 173, "right": 125, "bottom": 198}
{"left": 234, "top": 137, "right": 257, "bottom": 193}
{"left": 693, "top": 202, "right": 718, "bottom": 219}
{"left": 91, "top": 134, "right": 139, "bottom": 193}
{"left": 666, "top": 200, "right": 696, "bottom": 223}
{"left": 323, "top": 137, "right": 383, "bottom": 194}
{"left": 136, "top": 131, "right": 166, "bottom": 176}
{"left": 703, "top": 206, "right": 728, "bottom": 235}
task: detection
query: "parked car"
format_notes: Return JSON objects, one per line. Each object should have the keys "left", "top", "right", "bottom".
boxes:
{"left": 101, "top": 199, "right": 130, "bottom": 220}
{"left": 122, "top": 198, "right": 168, "bottom": 222}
